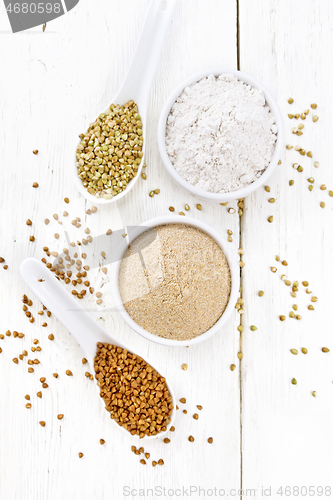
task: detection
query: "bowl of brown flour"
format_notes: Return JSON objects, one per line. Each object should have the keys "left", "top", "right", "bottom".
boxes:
{"left": 111, "top": 216, "right": 239, "bottom": 347}
{"left": 158, "top": 69, "right": 284, "bottom": 202}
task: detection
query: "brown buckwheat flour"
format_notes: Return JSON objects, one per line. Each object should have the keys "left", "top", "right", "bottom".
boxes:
{"left": 119, "top": 224, "right": 231, "bottom": 341}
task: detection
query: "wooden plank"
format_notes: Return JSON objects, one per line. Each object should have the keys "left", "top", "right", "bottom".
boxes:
{"left": 239, "top": 0, "right": 333, "bottom": 495}
{"left": 0, "top": 1, "right": 240, "bottom": 498}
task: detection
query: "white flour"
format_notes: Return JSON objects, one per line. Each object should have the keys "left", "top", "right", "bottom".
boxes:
{"left": 165, "top": 74, "right": 277, "bottom": 193}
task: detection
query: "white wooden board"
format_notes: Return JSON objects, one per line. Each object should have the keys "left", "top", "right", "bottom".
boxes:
{"left": 240, "top": 0, "right": 333, "bottom": 497}
{"left": 0, "top": 1, "right": 242, "bottom": 499}
{"left": 2, "top": 0, "right": 332, "bottom": 498}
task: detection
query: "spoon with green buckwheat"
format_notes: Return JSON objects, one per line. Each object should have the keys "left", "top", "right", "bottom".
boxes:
{"left": 73, "top": 0, "right": 178, "bottom": 203}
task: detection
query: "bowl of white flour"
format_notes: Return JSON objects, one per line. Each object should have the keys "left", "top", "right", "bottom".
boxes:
{"left": 158, "top": 69, "right": 284, "bottom": 201}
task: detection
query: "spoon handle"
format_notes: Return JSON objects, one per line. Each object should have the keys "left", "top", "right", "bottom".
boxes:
{"left": 20, "top": 258, "right": 177, "bottom": 439}
{"left": 115, "top": 0, "right": 179, "bottom": 109}
{"left": 19, "top": 258, "right": 117, "bottom": 366}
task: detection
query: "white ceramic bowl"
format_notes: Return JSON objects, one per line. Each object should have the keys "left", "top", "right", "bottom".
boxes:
{"left": 111, "top": 215, "right": 239, "bottom": 347}
{"left": 158, "top": 68, "right": 284, "bottom": 203}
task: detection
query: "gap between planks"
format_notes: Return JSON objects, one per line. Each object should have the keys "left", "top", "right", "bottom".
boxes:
{"left": 237, "top": 3, "right": 244, "bottom": 496}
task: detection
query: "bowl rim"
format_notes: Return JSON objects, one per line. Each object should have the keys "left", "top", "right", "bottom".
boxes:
{"left": 158, "top": 67, "right": 284, "bottom": 202}
{"left": 110, "top": 215, "right": 239, "bottom": 347}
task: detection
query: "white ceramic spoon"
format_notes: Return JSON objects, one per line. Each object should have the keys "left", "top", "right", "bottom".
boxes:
{"left": 73, "top": 0, "right": 178, "bottom": 204}
{"left": 20, "top": 257, "right": 176, "bottom": 440}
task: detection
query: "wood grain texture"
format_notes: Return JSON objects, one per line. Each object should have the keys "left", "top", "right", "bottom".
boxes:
{"left": 239, "top": 0, "right": 333, "bottom": 497}
{"left": 0, "top": 1, "right": 240, "bottom": 499}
